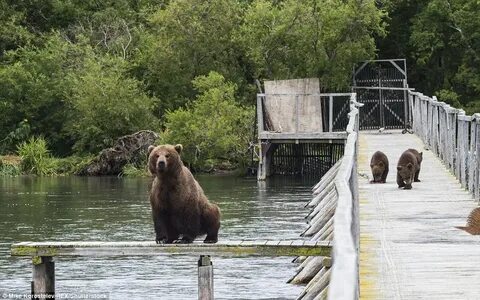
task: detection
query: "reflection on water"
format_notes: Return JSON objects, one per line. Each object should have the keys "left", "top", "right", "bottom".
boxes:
{"left": 0, "top": 175, "right": 317, "bottom": 299}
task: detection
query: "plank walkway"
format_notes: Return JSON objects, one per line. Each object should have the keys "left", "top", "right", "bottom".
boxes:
{"left": 358, "top": 130, "right": 480, "bottom": 299}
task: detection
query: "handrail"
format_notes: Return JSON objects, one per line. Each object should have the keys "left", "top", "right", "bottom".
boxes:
{"left": 257, "top": 92, "right": 353, "bottom": 134}
{"left": 328, "top": 93, "right": 362, "bottom": 299}
{"left": 408, "top": 91, "right": 480, "bottom": 201}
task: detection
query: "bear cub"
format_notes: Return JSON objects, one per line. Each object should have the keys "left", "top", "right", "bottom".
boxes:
{"left": 370, "top": 151, "right": 389, "bottom": 183}
{"left": 148, "top": 144, "right": 220, "bottom": 244}
{"left": 397, "top": 148, "right": 423, "bottom": 189}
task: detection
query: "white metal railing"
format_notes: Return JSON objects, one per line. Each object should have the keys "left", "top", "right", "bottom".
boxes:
{"left": 327, "top": 93, "right": 363, "bottom": 300}
{"left": 408, "top": 91, "right": 480, "bottom": 201}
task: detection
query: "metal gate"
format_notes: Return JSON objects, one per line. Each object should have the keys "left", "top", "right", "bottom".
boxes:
{"left": 353, "top": 59, "right": 409, "bottom": 130}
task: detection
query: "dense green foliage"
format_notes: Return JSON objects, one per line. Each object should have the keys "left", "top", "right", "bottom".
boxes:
{"left": 1, "top": 0, "right": 478, "bottom": 174}
{"left": 162, "top": 72, "right": 254, "bottom": 170}
{"left": 239, "top": 0, "right": 385, "bottom": 90}
{"left": 377, "top": 0, "right": 480, "bottom": 114}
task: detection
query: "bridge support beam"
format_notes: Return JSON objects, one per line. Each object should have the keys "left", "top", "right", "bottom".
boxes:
{"left": 257, "top": 142, "right": 274, "bottom": 181}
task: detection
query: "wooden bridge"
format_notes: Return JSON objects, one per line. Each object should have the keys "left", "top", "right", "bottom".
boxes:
{"left": 254, "top": 76, "right": 480, "bottom": 299}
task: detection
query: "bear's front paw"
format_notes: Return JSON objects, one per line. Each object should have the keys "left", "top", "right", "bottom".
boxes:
{"left": 155, "top": 237, "right": 167, "bottom": 244}
{"left": 414, "top": 179, "right": 421, "bottom": 182}
{"left": 203, "top": 239, "right": 218, "bottom": 244}
{"left": 173, "top": 239, "right": 191, "bottom": 244}
{"left": 404, "top": 185, "right": 412, "bottom": 190}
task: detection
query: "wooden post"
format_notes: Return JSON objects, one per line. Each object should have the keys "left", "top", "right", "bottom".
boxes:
{"left": 295, "top": 95, "right": 300, "bottom": 133}
{"left": 476, "top": 119, "right": 480, "bottom": 202}
{"left": 329, "top": 95, "right": 334, "bottom": 132}
{"left": 32, "top": 256, "right": 54, "bottom": 298}
{"left": 198, "top": 255, "right": 214, "bottom": 300}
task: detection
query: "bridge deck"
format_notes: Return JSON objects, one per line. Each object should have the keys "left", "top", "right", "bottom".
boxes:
{"left": 358, "top": 130, "right": 480, "bottom": 300}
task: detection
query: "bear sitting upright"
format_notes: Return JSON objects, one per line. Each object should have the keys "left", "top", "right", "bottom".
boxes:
{"left": 370, "top": 151, "right": 389, "bottom": 183}
{"left": 396, "top": 148, "right": 422, "bottom": 189}
{"left": 148, "top": 144, "right": 220, "bottom": 244}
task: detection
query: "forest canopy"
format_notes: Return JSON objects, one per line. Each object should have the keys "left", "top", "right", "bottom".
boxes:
{"left": 0, "top": 0, "right": 479, "bottom": 165}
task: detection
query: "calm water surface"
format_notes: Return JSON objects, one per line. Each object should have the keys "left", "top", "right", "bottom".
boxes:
{"left": 0, "top": 175, "right": 317, "bottom": 299}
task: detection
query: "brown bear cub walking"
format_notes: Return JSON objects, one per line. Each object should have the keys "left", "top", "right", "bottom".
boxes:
{"left": 406, "top": 148, "right": 423, "bottom": 182}
{"left": 396, "top": 148, "right": 423, "bottom": 189}
{"left": 370, "top": 151, "right": 389, "bottom": 183}
{"left": 148, "top": 144, "right": 220, "bottom": 244}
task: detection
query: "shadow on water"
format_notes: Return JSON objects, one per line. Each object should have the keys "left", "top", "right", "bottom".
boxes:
{"left": 0, "top": 175, "right": 318, "bottom": 299}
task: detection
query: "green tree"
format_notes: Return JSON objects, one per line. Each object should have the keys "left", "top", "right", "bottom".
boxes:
{"left": 134, "top": 0, "right": 250, "bottom": 114}
{"left": 377, "top": 0, "right": 480, "bottom": 113}
{"left": 162, "top": 72, "right": 254, "bottom": 170}
{"left": 0, "top": 0, "right": 33, "bottom": 54}
{"left": 66, "top": 55, "right": 159, "bottom": 153}
{"left": 237, "top": 0, "right": 385, "bottom": 90}
{"left": 0, "top": 34, "right": 84, "bottom": 155}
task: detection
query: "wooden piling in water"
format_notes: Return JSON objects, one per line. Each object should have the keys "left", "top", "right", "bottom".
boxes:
{"left": 31, "top": 256, "right": 55, "bottom": 298}
{"left": 198, "top": 255, "right": 214, "bottom": 300}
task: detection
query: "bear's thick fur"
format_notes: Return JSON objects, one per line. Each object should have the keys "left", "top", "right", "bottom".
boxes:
{"left": 370, "top": 151, "right": 389, "bottom": 183}
{"left": 396, "top": 149, "right": 422, "bottom": 189}
{"left": 406, "top": 148, "right": 423, "bottom": 182}
{"left": 148, "top": 144, "right": 220, "bottom": 244}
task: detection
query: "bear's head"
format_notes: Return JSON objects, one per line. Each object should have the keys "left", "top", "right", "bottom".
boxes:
{"left": 397, "top": 163, "right": 414, "bottom": 186}
{"left": 370, "top": 161, "right": 385, "bottom": 182}
{"left": 147, "top": 144, "right": 183, "bottom": 176}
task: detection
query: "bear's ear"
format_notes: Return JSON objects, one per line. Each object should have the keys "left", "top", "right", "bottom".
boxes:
{"left": 148, "top": 145, "right": 155, "bottom": 155}
{"left": 407, "top": 163, "right": 413, "bottom": 169}
{"left": 397, "top": 166, "right": 402, "bottom": 171}
{"left": 174, "top": 144, "right": 183, "bottom": 154}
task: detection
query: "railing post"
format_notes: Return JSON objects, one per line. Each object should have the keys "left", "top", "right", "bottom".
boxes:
{"left": 329, "top": 95, "right": 334, "bottom": 132}
{"left": 198, "top": 255, "right": 214, "bottom": 300}
{"left": 468, "top": 116, "right": 477, "bottom": 194}
{"left": 475, "top": 115, "right": 480, "bottom": 202}
{"left": 295, "top": 95, "right": 300, "bottom": 133}
{"left": 32, "top": 256, "right": 55, "bottom": 298}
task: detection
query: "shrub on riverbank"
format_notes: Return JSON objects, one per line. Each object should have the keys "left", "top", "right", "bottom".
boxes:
{"left": 161, "top": 72, "right": 255, "bottom": 171}
{"left": 17, "top": 137, "right": 56, "bottom": 175}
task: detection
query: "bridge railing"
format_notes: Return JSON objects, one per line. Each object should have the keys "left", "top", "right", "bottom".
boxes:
{"left": 408, "top": 91, "right": 480, "bottom": 201}
{"left": 328, "top": 93, "right": 363, "bottom": 300}
{"left": 257, "top": 93, "right": 353, "bottom": 136}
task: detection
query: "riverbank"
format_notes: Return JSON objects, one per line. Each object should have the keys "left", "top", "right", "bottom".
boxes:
{"left": 0, "top": 155, "right": 249, "bottom": 177}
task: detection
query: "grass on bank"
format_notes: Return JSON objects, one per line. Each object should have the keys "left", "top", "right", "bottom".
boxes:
{"left": 0, "top": 137, "right": 93, "bottom": 176}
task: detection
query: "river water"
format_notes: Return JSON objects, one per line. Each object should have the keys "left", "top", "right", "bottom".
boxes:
{"left": 0, "top": 175, "right": 317, "bottom": 299}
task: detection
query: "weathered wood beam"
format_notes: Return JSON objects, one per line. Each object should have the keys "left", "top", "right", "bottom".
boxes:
{"left": 11, "top": 240, "right": 332, "bottom": 257}
{"left": 258, "top": 132, "right": 347, "bottom": 140}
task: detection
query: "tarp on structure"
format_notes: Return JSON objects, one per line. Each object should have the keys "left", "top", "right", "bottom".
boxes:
{"left": 263, "top": 78, "right": 323, "bottom": 133}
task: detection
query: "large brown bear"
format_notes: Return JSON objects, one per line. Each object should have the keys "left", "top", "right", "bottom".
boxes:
{"left": 370, "top": 151, "right": 389, "bottom": 183}
{"left": 148, "top": 144, "right": 220, "bottom": 244}
{"left": 396, "top": 148, "right": 422, "bottom": 189}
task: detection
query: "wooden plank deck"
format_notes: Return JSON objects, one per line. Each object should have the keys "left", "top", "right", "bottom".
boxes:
{"left": 358, "top": 130, "right": 480, "bottom": 299}
{"left": 11, "top": 240, "right": 331, "bottom": 257}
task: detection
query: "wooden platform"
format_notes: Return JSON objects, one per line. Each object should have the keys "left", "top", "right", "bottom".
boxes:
{"left": 358, "top": 130, "right": 480, "bottom": 299}
{"left": 11, "top": 240, "right": 331, "bottom": 257}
